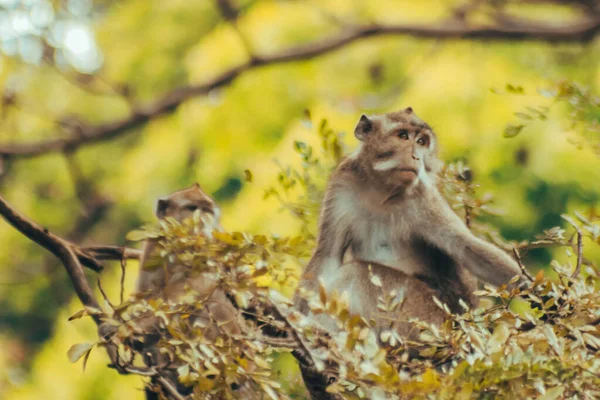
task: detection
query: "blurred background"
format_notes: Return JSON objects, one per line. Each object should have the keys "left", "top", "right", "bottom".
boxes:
{"left": 0, "top": 0, "right": 598, "bottom": 398}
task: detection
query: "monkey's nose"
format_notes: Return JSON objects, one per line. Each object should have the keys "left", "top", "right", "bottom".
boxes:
{"left": 411, "top": 155, "right": 420, "bottom": 161}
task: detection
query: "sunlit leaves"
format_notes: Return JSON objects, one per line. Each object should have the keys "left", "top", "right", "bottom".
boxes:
{"left": 297, "top": 248, "right": 600, "bottom": 399}
{"left": 503, "top": 124, "right": 525, "bottom": 138}
{"left": 501, "top": 80, "right": 600, "bottom": 154}
{"left": 67, "top": 342, "right": 94, "bottom": 372}
{"left": 64, "top": 116, "right": 600, "bottom": 398}
{"left": 107, "top": 220, "right": 600, "bottom": 398}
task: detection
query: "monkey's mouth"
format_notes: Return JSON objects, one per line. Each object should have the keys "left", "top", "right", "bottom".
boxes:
{"left": 395, "top": 167, "right": 418, "bottom": 175}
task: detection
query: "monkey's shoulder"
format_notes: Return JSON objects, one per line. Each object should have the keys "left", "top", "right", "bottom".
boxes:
{"left": 333, "top": 156, "right": 368, "bottom": 181}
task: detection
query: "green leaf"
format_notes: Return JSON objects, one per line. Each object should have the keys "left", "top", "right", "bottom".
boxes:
{"left": 506, "top": 84, "right": 524, "bottom": 94}
{"left": 503, "top": 124, "right": 525, "bottom": 138}
{"left": 67, "top": 342, "right": 94, "bottom": 364}
{"left": 487, "top": 322, "right": 510, "bottom": 353}
{"left": 514, "top": 112, "right": 532, "bottom": 120}
{"left": 294, "top": 141, "right": 307, "bottom": 153}
{"left": 68, "top": 309, "right": 88, "bottom": 321}
{"left": 125, "top": 229, "right": 148, "bottom": 241}
{"left": 539, "top": 386, "right": 564, "bottom": 400}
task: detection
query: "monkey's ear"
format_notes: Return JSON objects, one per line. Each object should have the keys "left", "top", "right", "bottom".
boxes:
{"left": 193, "top": 182, "right": 201, "bottom": 189}
{"left": 155, "top": 197, "right": 170, "bottom": 218}
{"left": 354, "top": 115, "right": 373, "bottom": 141}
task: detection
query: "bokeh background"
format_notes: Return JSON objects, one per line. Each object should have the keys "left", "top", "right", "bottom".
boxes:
{"left": 0, "top": 0, "right": 599, "bottom": 398}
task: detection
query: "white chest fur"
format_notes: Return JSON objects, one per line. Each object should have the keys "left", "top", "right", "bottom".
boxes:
{"left": 353, "top": 214, "right": 429, "bottom": 276}
{"left": 332, "top": 188, "right": 429, "bottom": 276}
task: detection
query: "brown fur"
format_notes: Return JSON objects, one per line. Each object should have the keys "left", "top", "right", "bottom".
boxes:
{"left": 333, "top": 260, "right": 468, "bottom": 337}
{"left": 295, "top": 108, "right": 522, "bottom": 338}
{"left": 134, "top": 183, "right": 241, "bottom": 340}
{"left": 131, "top": 183, "right": 250, "bottom": 398}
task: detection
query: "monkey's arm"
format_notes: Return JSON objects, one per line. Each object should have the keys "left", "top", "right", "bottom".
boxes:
{"left": 415, "top": 189, "right": 522, "bottom": 287}
{"left": 134, "top": 240, "right": 166, "bottom": 296}
{"left": 295, "top": 182, "right": 352, "bottom": 306}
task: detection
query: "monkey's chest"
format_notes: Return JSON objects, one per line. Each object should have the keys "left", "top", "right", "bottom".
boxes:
{"left": 352, "top": 221, "right": 430, "bottom": 275}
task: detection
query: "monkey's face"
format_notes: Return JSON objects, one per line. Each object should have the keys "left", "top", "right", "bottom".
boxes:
{"left": 353, "top": 107, "right": 441, "bottom": 193}
{"left": 155, "top": 183, "right": 221, "bottom": 231}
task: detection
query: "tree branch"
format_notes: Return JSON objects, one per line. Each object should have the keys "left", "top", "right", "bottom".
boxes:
{"left": 1, "top": 16, "right": 600, "bottom": 159}
{"left": 512, "top": 247, "right": 534, "bottom": 281}
{"left": 0, "top": 191, "right": 333, "bottom": 398}
{"left": 0, "top": 193, "right": 179, "bottom": 394}
{"left": 0, "top": 195, "right": 141, "bottom": 272}
{"left": 82, "top": 245, "right": 141, "bottom": 260}
{"left": 562, "top": 215, "right": 584, "bottom": 278}
{"left": 0, "top": 195, "right": 102, "bottom": 272}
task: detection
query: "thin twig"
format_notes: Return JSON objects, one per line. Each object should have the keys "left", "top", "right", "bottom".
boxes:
{"left": 0, "top": 195, "right": 105, "bottom": 272}
{"left": 119, "top": 258, "right": 126, "bottom": 304}
{"left": 562, "top": 215, "right": 584, "bottom": 278}
{"left": 97, "top": 278, "right": 115, "bottom": 311}
{"left": 266, "top": 299, "right": 316, "bottom": 368}
{"left": 573, "top": 229, "right": 583, "bottom": 278}
{"left": 0, "top": 194, "right": 137, "bottom": 375}
{"left": 512, "top": 248, "right": 534, "bottom": 281}
{"left": 157, "top": 376, "right": 188, "bottom": 400}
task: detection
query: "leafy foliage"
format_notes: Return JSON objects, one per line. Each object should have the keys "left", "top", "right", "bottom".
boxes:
{"left": 502, "top": 81, "right": 600, "bottom": 154}
{"left": 1, "top": 1, "right": 600, "bottom": 399}
{"left": 61, "top": 130, "right": 600, "bottom": 399}
{"left": 298, "top": 267, "right": 600, "bottom": 399}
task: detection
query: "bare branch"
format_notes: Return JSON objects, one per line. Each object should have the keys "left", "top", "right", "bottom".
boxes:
{"left": 0, "top": 193, "right": 182, "bottom": 395}
{"left": 2, "top": 16, "right": 600, "bottom": 159}
{"left": 157, "top": 376, "right": 189, "bottom": 400}
{"left": 513, "top": 247, "right": 534, "bottom": 281}
{"left": 0, "top": 194, "right": 105, "bottom": 272}
{"left": 82, "top": 245, "right": 141, "bottom": 260}
{"left": 562, "top": 215, "right": 584, "bottom": 278}
{"left": 119, "top": 258, "right": 126, "bottom": 304}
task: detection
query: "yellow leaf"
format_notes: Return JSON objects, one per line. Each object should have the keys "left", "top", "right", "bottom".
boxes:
{"left": 68, "top": 309, "right": 88, "bottom": 321}
{"left": 125, "top": 229, "right": 148, "bottom": 241}
{"left": 456, "top": 383, "right": 474, "bottom": 400}
{"left": 196, "top": 377, "right": 215, "bottom": 392}
{"left": 535, "top": 269, "right": 545, "bottom": 284}
{"left": 67, "top": 342, "right": 94, "bottom": 364}
{"left": 421, "top": 368, "right": 440, "bottom": 386}
{"left": 539, "top": 386, "right": 564, "bottom": 400}
{"left": 487, "top": 322, "right": 510, "bottom": 354}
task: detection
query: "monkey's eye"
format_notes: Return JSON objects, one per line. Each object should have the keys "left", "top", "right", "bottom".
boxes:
{"left": 398, "top": 129, "right": 409, "bottom": 140}
{"left": 416, "top": 137, "right": 427, "bottom": 146}
{"left": 185, "top": 205, "right": 198, "bottom": 212}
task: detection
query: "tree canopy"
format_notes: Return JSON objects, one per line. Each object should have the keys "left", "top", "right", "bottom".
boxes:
{"left": 0, "top": 1, "right": 599, "bottom": 399}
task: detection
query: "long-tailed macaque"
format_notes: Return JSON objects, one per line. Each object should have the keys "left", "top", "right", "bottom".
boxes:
{"left": 130, "top": 183, "right": 243, "bottom": 399}
{"left": 295, "top": 108, "right": 523, "bottom": 336}
{"left": 133, "top": 182, "right": 241, "bottom": 341}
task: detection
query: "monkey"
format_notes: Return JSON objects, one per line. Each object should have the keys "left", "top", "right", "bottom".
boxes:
{"left": 127, "top": 183, "right": 244, "bottom": 399}
{"left": 134, "top": 182, "right": 220, "bottom": 297}
{"left": 294, "top": 107, "right": 524, "bottom": 336}
{"left": 132, "top": 182, "right": 241, "bottom": 342}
